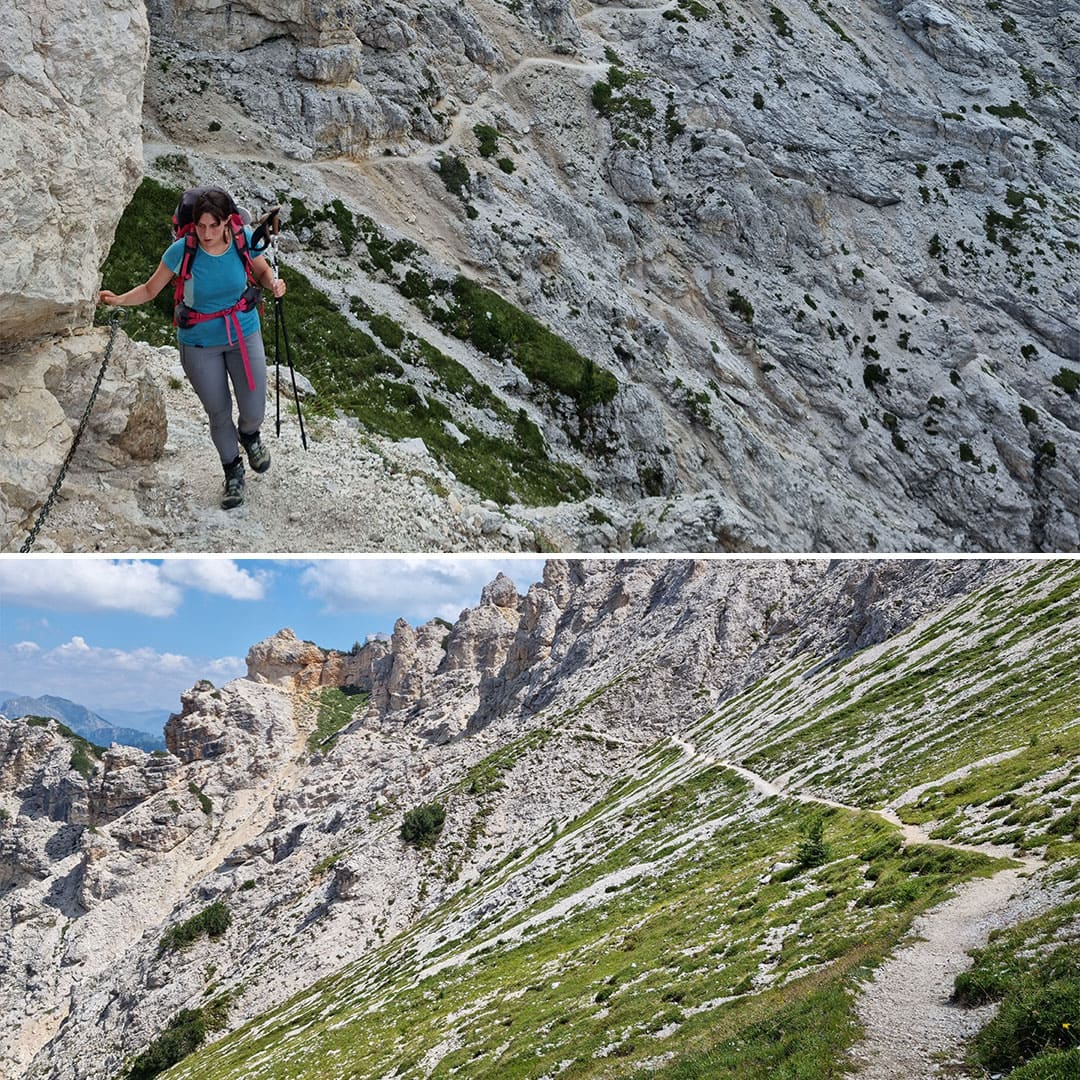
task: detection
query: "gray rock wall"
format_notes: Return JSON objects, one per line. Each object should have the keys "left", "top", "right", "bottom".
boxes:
{"left": 0, "top": 0, "right": 149, "bottom": 343}
{"left": 0, "top": 0, "right": 165, "bottom": 552}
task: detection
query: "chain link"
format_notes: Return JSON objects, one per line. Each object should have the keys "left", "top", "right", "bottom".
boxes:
{"left": 19, "top": 311, "right": 126, "bottom": 553}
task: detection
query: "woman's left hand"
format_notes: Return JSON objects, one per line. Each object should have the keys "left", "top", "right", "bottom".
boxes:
{"left": 271, "top": 279, "right": 287, "bottom": 299}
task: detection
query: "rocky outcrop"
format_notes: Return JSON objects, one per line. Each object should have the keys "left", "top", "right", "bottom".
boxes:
{"left": 145, "top": 0, "right": 505, "bottom": 157}
{"left": 0, "top": 331, "right": 169, "bottom": 549}
{"left": 0, "top": 0, "right": 166, "bottom": 552}
{"left": 164, "top": 677, "right": 298, "bottom": 777}
{"left": 246, "top": 627, "right": 348, "bottom": 689}
{"left": 89, "top": 746, "right": 178, "bottom": 823}
{"left": 0, "top": 0, "right": 148, "bottom": 343}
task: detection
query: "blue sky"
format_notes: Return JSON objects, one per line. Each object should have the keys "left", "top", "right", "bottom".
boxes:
{"left": 0, "top": 557, "right": 546, "bottom": 714}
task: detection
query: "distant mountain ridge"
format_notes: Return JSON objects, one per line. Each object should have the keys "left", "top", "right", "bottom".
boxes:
{"left": 0, "top": 694, "right": 166, "bottom": 752}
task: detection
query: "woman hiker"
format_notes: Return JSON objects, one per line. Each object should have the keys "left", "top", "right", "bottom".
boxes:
{"left": 99, "top": 188, "right": 286, "bottom": 510}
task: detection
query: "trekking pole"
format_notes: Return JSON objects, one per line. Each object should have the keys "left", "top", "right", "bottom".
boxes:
{"left": 276, "top": 294, "right": 308, "bottom": 450}
{"left": 252, "top": 207, "right": 306, "bottom": 450}
{"left": 274, "top": 274, "right": 282, "bottom": 439}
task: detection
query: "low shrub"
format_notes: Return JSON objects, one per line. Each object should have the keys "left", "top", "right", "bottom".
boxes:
{"left": 401, "top": 802, "right": 446, "bottom": 848}
{"left": 159, "top": 901, "right": 232, "bottom": 954}
{"left": 121, "top": 999, "right": 230, "bottom": 1080}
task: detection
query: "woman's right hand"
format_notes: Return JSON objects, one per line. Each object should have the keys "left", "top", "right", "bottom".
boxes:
{"left": 98, "top": 290, "right": 119, "bottom": 305}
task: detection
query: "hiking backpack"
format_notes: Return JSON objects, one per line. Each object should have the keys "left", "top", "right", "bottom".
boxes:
{"left": 170, "top": 186, "right": 260, "bottom": 319}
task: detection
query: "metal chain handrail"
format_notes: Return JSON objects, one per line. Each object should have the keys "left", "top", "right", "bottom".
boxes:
{"left": 19, "top": 310, "right": 126, "bottom": 553}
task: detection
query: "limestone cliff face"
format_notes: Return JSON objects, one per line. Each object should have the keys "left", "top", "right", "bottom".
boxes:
{"left": 138, "top": 0, "right": 1078, "bottom": 551}
{"left": 0, "top": 0, "right": 165, "bottom": 550}
{"left": 0, "top": 0, "right": 148, "bottom": 342}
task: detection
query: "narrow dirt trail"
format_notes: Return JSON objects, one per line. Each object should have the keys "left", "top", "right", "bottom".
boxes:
{"left": 848, "top": 862, "right": 1041, "bottom": 1078}
{"left": 363, "top": 53, "right": 608, "bottom": 170}
{"left": 670, "top": 737, "right": 1048, "bottom": 1078}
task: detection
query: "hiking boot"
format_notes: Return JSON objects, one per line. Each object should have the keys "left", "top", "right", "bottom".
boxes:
{"left": 221, "top": 456, "right": 245, "bottom": 509}
{"left": 239, "top": 429, "right": 271, "bottom": 473}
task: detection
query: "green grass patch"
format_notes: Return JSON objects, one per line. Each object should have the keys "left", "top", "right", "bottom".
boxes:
{"left": 96, "top": 176, "right": 181, "bottom": 344}
{"left": 956, "top": 899, "right": 1080, "bottom": 1076}
{"left": 435, "top": 276, "right": 618, "bottom": 413}
{"left": 308, "top": 686, "right": 368, "bottom": 754}
{"left": 987, "top": 99, "right": 1035, "bottom": 121}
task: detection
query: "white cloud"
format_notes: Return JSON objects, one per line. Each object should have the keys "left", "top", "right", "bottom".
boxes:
{"left": 0, "top": 561, "right": 182, "bottom": 617}
{"left": 0, "top": 559, "right": 267, "bottom": 617}
{"left": 1, "top": 637, "right": 246, "bottom": 711}
{"left": 300, "top": 558, "right": 547, "bottom": 622}
{"left": 159, "top": 559, "right": 268, "bottom": 600}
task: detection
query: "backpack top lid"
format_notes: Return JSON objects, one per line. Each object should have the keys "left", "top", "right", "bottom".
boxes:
{"left": 172, "top": 186, "right": 252, "bottom": 238}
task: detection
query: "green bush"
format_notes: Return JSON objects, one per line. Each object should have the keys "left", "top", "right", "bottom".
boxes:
{"left": 795, "top": 816, "right": 830, "bottom": 868}
{"left": 1052, "top": 368, "right": 1079, "bottom": 394}
{"left": 473, "top": 123, "right": 499, "bottom": 157}
{"left": 592, "top": 80, "right": 613, "bottom": 116}
{"left": 188, "top": 782, "right": 212, "bottom": 815}
{"left": 987, "top": 100, "right": 1033, "bottom": 120}
{"left": 401, "top": 802, "right": 447, "bottom": 848}
{"left": 437, "top": 153, "right": 471, "bottom": 198}
{"left": 159, "top": 901, "right": 232, "bottom": 954}
{"left": 863, "top": 363, "right": 889, "bottom": 391}
{"left": 769, "top": 6, "right": 793, "bottom": 38}
{"left": 727, "top": 288, "right": 754, "bottom": 323}
{"left": 122, "top": 1000, "right": 229, "bottom": 1080}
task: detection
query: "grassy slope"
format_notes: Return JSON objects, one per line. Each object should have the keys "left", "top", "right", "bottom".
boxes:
{"left": 150, "top": 562, "right": 1078, "bottom": 1079}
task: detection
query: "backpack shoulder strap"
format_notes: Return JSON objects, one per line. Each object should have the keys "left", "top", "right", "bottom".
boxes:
{"left": 229, "top": 214, "right": 258, "bottom": 284}
{"left": 173, "top": 231, "right": 200, "bottom": 308}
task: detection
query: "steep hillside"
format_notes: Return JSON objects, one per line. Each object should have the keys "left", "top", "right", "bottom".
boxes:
{"left": 7, "top": 2, "right": 1077, "bottom": 551}
{"left": 3, "top": 559, "right": 1079, "bottom": 1078}
{"left": 123, "top": 0, "right": 1079, "bottom": 551}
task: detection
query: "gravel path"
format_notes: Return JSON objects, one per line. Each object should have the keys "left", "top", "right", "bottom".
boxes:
{"left": 670, "top": 740, "right": 1056, "bottom": 1079}
{"left": 848, "top": 861, "right": 1047, "bottom": 1079}
{"left": 22, "top": 339, "right": 532, "bottom": 553}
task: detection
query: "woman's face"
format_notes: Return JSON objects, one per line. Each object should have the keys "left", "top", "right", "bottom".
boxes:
{"left": 195, "top": 213, "right": 228, "bottom": 246}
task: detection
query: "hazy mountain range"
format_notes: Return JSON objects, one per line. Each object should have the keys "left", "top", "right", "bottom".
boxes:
{"left": 0, "top": 694, "right": 167, "bottom": 752}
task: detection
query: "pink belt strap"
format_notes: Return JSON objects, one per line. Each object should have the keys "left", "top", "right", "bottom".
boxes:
{"left": 185, "top": 302, "right": 255, "bottom": 391}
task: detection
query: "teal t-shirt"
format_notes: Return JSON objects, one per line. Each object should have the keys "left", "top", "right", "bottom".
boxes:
{"left": 162, "top": 227, "right": 262, "bottom": 347}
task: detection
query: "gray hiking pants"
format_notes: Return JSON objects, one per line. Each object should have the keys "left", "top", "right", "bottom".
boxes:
{"left": 179, "top": 333, "right": 267, "bottom": 465}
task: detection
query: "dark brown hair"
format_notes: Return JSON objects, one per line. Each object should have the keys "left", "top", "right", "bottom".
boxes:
{"left": 192, "top": 189, "right": 235, "bottom": 224}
